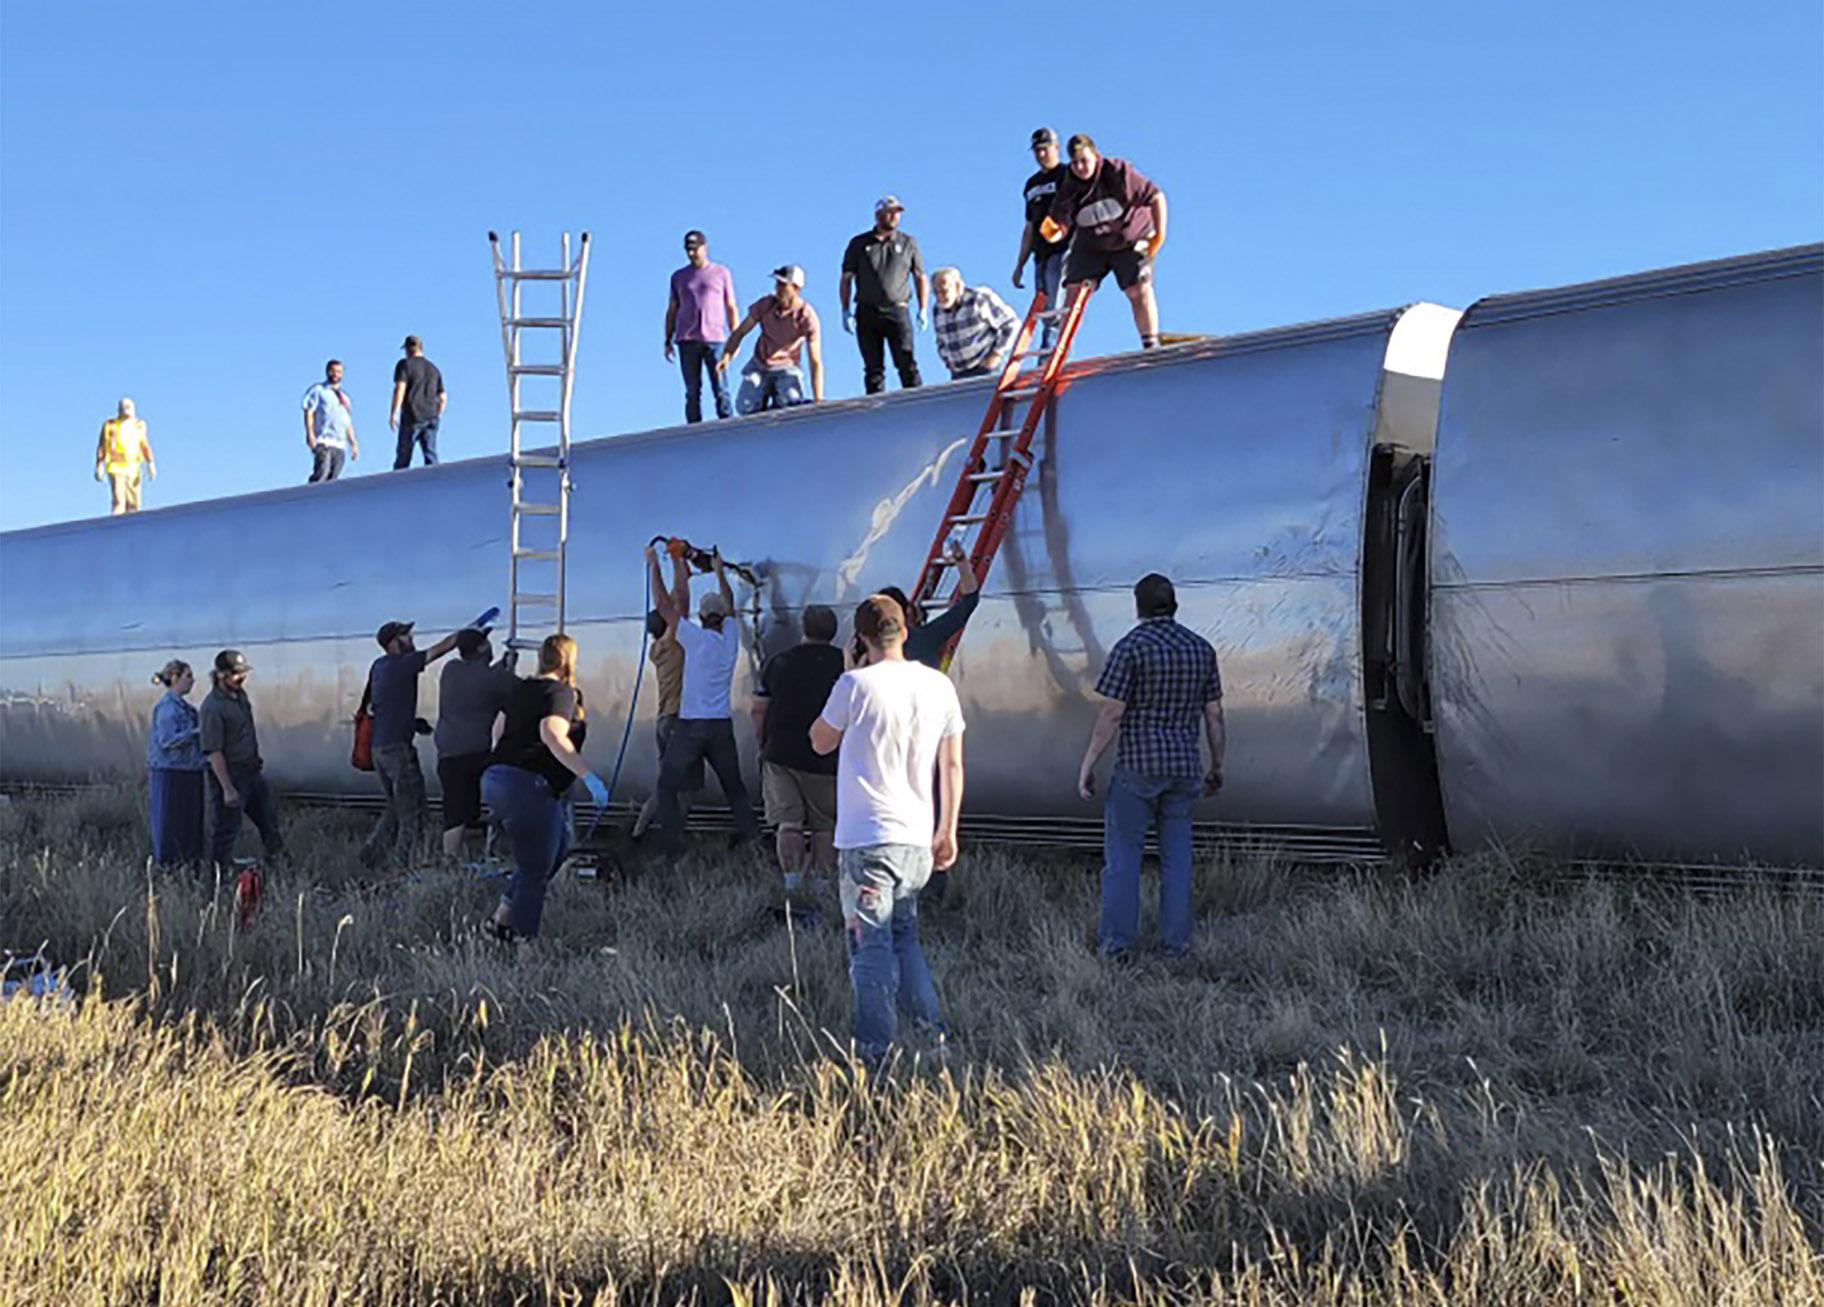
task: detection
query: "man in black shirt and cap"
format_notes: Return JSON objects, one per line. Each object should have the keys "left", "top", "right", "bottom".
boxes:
{"left": 1012, "top": 127, "right": 1069, "bottom": 346}
{"left": 199, "top": 648, "right": 286, "bottom": 871}
{"left": 839, "top": 195, "right": 927, "bottom": 395}
{"left": 389, "top": 335, "right": 446, "bottom": 468}
{"left": 361, "top": 618, "right": 464, "bottom": 870}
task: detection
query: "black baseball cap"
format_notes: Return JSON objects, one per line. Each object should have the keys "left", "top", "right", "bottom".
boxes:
{"left": 1031, "top": 127, "right": 1059, "bottom": 147}
{"left": 375, "top": 620, "right": 414, "bottom": 648}
{"left": 401, "top": 334, "right": 422, "bottom": 351}
{"left": 683, "top": 229, "right": 707, "bottom": 248}
{"left": 214, "top": 649, "right": 251, "bottom": 675}
{"left": 455, "top": 628, "right": 490, "bottom": 658}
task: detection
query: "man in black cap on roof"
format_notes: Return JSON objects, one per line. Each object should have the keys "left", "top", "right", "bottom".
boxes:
{"left": 1012, "top": 128, "right": 1069, "bottom": 347}
{"left": 839, "top": 195, "right": 927, "bottom": 395}
{"left": 200, "top": 648, "right": 286, "bottom": 871}
{"left": 389, "top": 335, "right": 446, "bottom": 468}
{"left": 360, "top": 618, "right": 466, "bottom": 870}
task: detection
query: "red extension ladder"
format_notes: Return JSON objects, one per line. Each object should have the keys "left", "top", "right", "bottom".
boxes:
{"left": 907, "top": 284, "right": 1095, "bottom": 667}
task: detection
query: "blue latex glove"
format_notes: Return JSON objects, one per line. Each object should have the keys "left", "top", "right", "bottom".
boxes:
{"left": 579, "top": 772, "right": 609, "bottom": 807}
{"left": 842, "top": 310, "right": 855, "bottom": 334}
{"left": 918, "top": 309, "right": 929, "bottom": 332}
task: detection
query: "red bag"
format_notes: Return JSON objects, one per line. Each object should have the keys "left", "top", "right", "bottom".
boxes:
{"left": 351, "top": 679, "right": 374, "bottom": 771}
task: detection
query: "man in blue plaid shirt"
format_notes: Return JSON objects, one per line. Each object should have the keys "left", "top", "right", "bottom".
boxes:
{"left": 1077, "top": 573, "right": 1226, "bottom": 957}
{"left": 931, "top": 267, "right": 1020, "bottom": 380}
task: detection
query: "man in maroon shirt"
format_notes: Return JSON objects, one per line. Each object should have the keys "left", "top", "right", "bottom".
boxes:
{"left": 1044, "top": 134, "right": 1169, "bottom": 348}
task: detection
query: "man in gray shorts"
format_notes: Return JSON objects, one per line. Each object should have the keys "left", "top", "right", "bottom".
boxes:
{"left": 752, "top": 604, "right": 844, "bottom": 910}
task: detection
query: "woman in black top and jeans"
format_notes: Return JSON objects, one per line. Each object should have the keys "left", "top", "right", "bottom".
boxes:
{"left": 481, "top": 633, "right": 607, "bottom": 942}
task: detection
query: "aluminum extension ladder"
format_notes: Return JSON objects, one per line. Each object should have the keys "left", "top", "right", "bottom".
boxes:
{"left": 906, "top": 282, "right": 1095, "bottom": 668}
{"left": 489, "top": 229, "right": 592, "bottom": 654}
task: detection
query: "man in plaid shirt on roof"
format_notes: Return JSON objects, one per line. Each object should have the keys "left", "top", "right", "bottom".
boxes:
{"left": 1077, "top": 573, "right": 1226, "bottom": 958}
{"left": 931, "top": 267, "right": 1020, "bottom": 380}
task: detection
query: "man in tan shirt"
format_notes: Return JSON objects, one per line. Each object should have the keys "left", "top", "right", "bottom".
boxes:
{"left": 631, "top": 593, "right": 706, "bottom": 838}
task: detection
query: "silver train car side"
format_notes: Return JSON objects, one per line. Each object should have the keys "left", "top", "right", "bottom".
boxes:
{"left": 3, "top": 245, "right": 1819, "bottom": 868}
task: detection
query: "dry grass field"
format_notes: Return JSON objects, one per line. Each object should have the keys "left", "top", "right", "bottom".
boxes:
{"left": 1, "top": 787, "right": 1820, "bottom": 1305}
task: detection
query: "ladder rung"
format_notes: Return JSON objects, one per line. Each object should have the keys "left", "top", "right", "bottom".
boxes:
{"left": 1012, "top": 346, "right": 1057, "bottom": 362}
{"left": 514, "top": 549, "right": 561, "bottom": 562}
{"left": 1034, "top": 309, "right": 1066, "bottom": 322}
{"left": 512, "top": 453, "right": 564, "bottom": 468}
{"left": 949, "top": 514, "right": 989, "bottom": 525}
{"left": 509, "top": 364, "right": 566, "bottom": 376}
{"left": 966, "top": 471, "right": 1005, "bottom": 483}
{"left": 516, "top": 503, "right": 562, "bottom": 516}
{"left": 513, "top": 593, "right": 559, "bottom": 606}
{"left": 504, "top": 269, "right": 573, "bottom": 281}
{"left": 505, "top": 637, "right": 544, "bottom": 652}
{"left": 508, "top": 317, "right": 570, "bottom": 329}
{"left": 513, "top": 410, "right": 564, "bottom": 423}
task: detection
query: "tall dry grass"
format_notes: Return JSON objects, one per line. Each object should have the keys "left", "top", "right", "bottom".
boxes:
{"left": 1, "top": 788, "right": 1819, "bottom": 1304}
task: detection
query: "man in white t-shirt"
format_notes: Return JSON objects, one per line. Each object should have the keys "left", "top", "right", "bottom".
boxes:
{"left": 810, "top": 594, "right": 965, "bottom": 1063}
{"left": 646, "top": 543, "right": 761, "bottom": 856}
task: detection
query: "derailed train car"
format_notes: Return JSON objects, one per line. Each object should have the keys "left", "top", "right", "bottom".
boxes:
{"left": 2, "top": 245, "right": 1819, "bottom": 868}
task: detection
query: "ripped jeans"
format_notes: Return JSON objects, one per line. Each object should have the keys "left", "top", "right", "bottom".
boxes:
{"left": 839, "top": 843, "right": 943, "bottom": 1061}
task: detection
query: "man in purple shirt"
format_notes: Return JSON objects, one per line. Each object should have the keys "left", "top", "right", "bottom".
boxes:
{"left": 1045, "top": 135, "right": 1169, "bottom": 349}
{"left": 665, "top": 230, "right": 739, "bottom": 423}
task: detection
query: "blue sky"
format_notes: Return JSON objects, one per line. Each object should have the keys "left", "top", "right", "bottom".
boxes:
{"left": 1, "top": 1, "right": 1818, "bottom": 531}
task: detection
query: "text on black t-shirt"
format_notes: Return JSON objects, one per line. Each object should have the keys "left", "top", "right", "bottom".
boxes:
{"left": 1024, "top": 164, "right": 1069, "bottom": 258}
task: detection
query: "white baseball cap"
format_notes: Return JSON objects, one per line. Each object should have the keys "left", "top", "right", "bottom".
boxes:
{"left": 699, "top": 592, "right": 733, "bottom": 619}
{"left": 772, "top": 264, "right": 805, "bottom": 289}
{"left": 874, "top": 194, "right": 904, "bottom": 213}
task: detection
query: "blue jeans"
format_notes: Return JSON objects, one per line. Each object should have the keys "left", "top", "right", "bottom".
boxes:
{"left": 394, "top": 418, "right": 439, "bottom": 468}
{"left": 677, "top": 340, "right": 731, "bottom": 423}
{"left": 482, "top": 764, "right": 570, "bottom": 937}
{"left": 652, "top": 717, "right": 758, "bottom": 856}
{"left": 149, "top": 768, "right": 205, "bottom": 866}
{"left": 736, "top": 366, "right": 808, "bottom": 415}
{"left": 308, "top": 444, "right": 346, "bottom": 483}
{"left": 1034, "top": 249, "right": 1066, "bottom": 348}
{"left": 840, "top": 844, "right": 943, "bottom": 1061}
{"left": 1100, "top": 770, "right": 1201, "bottom": 956}
{"left": 206, "top": 766, "right": 284, "bottom": 870}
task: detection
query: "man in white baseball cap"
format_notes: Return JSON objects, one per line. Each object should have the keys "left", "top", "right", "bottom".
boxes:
{"left": 719, "top": 264, "right": 825, "bottom": 414}
{"left": 839, "top": 195, "right": 927, "bottom": 395}
{"left": 643, "top": 542, "right": 761, "bottom": 858}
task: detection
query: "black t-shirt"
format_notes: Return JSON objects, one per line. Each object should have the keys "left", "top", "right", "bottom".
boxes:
{"left": 368, "top": 650, "right": 429, "bottom": 747}
{"left": 1024, "top": 164, "right": 1069, "bottom": 260}
{"left": 393, "top": 355, "right": 445, "bottom": 424}
{"left": 489, "top": 677, "right": 587, "bottom": 794}
{"left": 756, "top": 642, "right": 845, "bottom": 775}
{"left": 841, "top": 230, "right": 923, "bottom": 308}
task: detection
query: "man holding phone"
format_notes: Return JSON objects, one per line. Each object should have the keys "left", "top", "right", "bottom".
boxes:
{"left": 812, "top": 595, "right": 965, "bottom": 1065}
{"left": 1076, "top": 573, "right": 1224, "bottom": 959}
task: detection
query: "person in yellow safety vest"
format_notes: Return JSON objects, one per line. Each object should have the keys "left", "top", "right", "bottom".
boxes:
{"left": 94, "top": 397, "right": 156, "bottom": 515}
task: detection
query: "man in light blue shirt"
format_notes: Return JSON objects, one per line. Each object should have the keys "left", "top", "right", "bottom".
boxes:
{"left": 302, "top": 358, "right": 360, "bottom": 483}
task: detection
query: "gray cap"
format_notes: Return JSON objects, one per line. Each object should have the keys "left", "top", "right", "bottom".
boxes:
{"left": 1031, "top": 127, "right": 1058, "bottom": 147}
